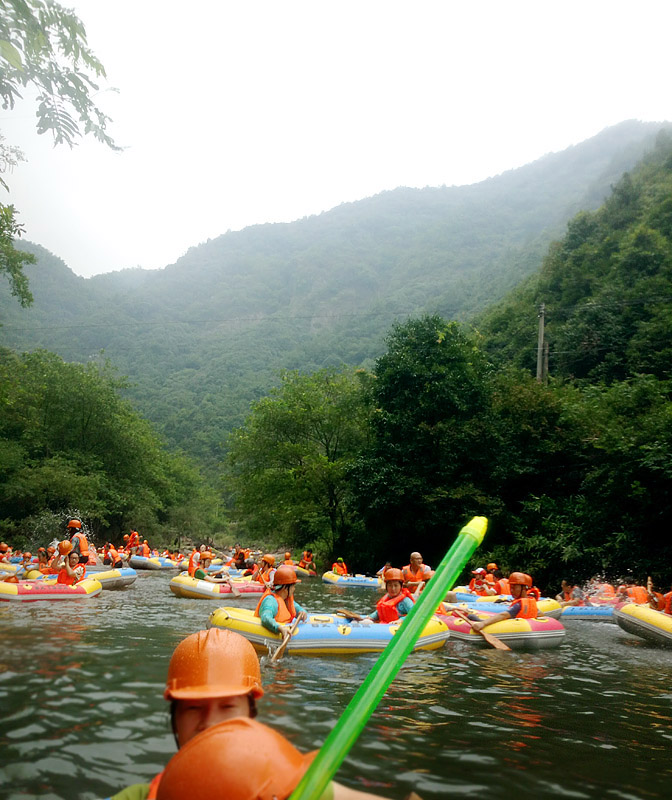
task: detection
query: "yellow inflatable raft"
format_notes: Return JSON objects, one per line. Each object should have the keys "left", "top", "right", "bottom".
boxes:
{"left": 615, "top": 603, "right": 672, "bottom": 646}
{"left": 207, "top": 606, "right": 450, "bottom": 655}
{"left": 169, "top": 573, "right": 265, "bottom": 598}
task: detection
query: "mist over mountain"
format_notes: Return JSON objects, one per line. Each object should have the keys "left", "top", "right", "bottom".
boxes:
{"left": 1, "top": 119, "right": 669, "bottom": 470}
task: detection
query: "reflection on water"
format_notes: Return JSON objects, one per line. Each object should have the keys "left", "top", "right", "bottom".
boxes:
{"left": 1, "top": 576, "right": 672, "bottom": 799}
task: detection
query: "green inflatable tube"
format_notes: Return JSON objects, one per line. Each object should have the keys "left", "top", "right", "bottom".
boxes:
{"left": 290, "top": 516, "right": 488, "bottom": 800}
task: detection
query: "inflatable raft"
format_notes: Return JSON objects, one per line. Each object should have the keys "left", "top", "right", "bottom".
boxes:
{"left": 322, "top": 571, "right": 383, "bottom": 588}
{"left": 452, "top": 594, "right": 563, "bottom": 620}
{"left": 0, "top": 577, "right": 103, "bottom": 602}
{"left": 29, "top": 568, "right": 137, "bottom": 591}
{"left": 129, "top": 555, "right": 179, "bottom": 570}
{"left": 208, "top": 606, "right": 450, "bottom": 655}
{"left": 437, "top": 609, "right": 566, "bottom": 649}
{"left": 561, "top": 605, "right": 618, "bottom": 622}
{"left": 295, "top": 565, "right": 317, "bottom": 577}
{"left": 169, "top": 573, "right": 265, "bottom": 599}
{"left": 614, "top": 604, "right": 672, "bottom": 646}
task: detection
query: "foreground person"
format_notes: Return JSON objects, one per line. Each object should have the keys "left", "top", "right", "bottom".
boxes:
{"left": 109, "top": 629, "right": 400, "bottom": 800}
{"left": 361, "top": 568, "right": 415, "bottom": 624}
{"left": 470, "top": 572, "right": 538, "bottom": 632}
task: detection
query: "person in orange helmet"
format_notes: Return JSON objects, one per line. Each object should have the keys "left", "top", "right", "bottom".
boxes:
{"left": 255, "top": 553, "right": 276, "bottom": 586}
{"left": 283, "top": 550, "right": 295, "bottom": 566}
{"left": 254, "top": 565, "right": 308, "bottom": 645}
{"left": 107, "top": 628, "right": 265, "bottom": 800}
{"left": 56, "top": 549, "right": 87, "bottom": 585}
{"left": 67, "top": 519, "right": 90, "bottom": 565}
{"left": 467, "top": 567, "right": 497, "bottom": 597}
{"left": 361, "top": 568, "right": 415, "bottom": 624}
{"left": 471, "top": 572, "right": 539, "bottom": 633}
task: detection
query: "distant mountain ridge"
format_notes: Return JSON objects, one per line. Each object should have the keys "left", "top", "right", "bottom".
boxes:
{"left": 1, "top": 119, "right": 670, "bottom": 469}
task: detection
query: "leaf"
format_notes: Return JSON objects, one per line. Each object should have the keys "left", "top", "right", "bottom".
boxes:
{"left": 0, "top": 40, "right": 23, "bottom": 70}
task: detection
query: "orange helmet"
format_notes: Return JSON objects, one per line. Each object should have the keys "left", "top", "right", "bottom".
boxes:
{"left": 201, "top": 551, "right": 213, "bottom": 560}
{"left": 508, "top": 572, "right": 533, "bottom": 587}
{"left": 487, "top": 562, "right": 498, "bottom": 571}
{"left": 22, "top": 551, "right": 32, "bottom": 559}
{"left": 156, "top": 718, "right": 315, "bottom": 800}
{"left": 164, "top": 629, "right": 263, "bottom": 701}
{"left": 383, "top": 568, "right": 404, "bottom": 583}
{"left": 123, "top": 534, "right": 129, "bottom": 541}
{"left": 67, "top": 519, "right": 82, "bottom": 529}
{"left": 47, "top": 546, "right": 55, "bottom": 554}
{"left": 285, "top": 551, "right": 291, "bottom": 559}
{"left": 273, "top": 565, "right": 299, "bottom": 586}
{"left": 58, "top": 540, "right": 73, "bottom": 555}
{"left": 261, "top": 554, "right": 275, "bottom": 566}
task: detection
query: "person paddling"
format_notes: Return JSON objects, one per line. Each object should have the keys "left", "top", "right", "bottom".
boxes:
{"left": 470, "top": 572, "right": 538, "bottom": 632}
{"left": 360, "top": 569, "right": 415, "bottom": 625}
{"left": 254, "top": 565, "right": 308, "bottom": 645}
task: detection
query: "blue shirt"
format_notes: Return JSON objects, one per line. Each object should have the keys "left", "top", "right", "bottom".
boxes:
{"left": 258, "top": 594, "right": 306, "bottom": 633}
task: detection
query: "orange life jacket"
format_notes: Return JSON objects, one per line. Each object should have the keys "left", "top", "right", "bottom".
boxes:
{"left": 563, "top": 590, "right": 584, "bottom": 606}
{"left": 402, "top": 564, "right": 427, "bottom": 585}
{"left": 664, "top": 592, "right": 672, "bottom": 615}
{"left": 332, "top": 562, "right": 348, "bottom": 576}
{"left": 627, "top": 586, "right": 648, "bottom": 604}
{"left": 496, "top": 578, "right": 510, "bottom": 595}
{"left": 129, "top": 531, "right": 139, "bottom": 547}
{"left": 597, "top": 583, "right": 616, "bottom": 596}
{"left": 299, "top": 551, "right": 314, "bottom": 569}
{"left": 511, "top": 596, "right": 538, "bottom": 619}
{"left": 253, "top": 589, "right": 296, "bottom": 622}
{"left": 71, "top": 531, "right": 89, "bottom": 557}
{"left": 468, "top": 578, "right": 493, "bottom": 596}
{"left": 376, "top": 589, "right": 414, "bottom": 623}
{"left": 283, "top": 559, "right": 295, "bottom": 566}
{"left": 484, "top": 573, "right": 496, "bottom": 584}
{"left": 529, "top": 586, "right": 541, "bottom": 601}
{"left": 187, "top": 550, "right": 200, "bottom": 577}
{"left": 141, "top": 543, "right": 151, "bottom": 557}
{"left": 57, "top": 565, "right": 85, "bottom": 585}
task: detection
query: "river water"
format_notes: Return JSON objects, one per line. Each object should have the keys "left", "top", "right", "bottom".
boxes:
{"left": 1, "top": 573, "right": 671, "bottom": 800}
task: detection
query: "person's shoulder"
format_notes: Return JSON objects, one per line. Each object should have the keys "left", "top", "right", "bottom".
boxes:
{"left": 107, "top": 782, "right": 151, "bottom": 800}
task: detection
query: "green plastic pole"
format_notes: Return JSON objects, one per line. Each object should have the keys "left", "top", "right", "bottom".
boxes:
{"left": 290, "top": 516, "right": 488, "bottom": 800}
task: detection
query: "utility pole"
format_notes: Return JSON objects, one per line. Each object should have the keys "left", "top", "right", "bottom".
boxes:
{"left": 536, "top": 303, "right": 545, "bottom": 383}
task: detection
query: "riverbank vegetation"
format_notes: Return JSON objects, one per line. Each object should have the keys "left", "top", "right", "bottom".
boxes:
{"left": 1, "top": 123, "right": 671, "bottom": 585}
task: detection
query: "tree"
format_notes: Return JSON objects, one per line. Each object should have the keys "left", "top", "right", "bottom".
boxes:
{"left": 226, "top": 368, "right": 371, "bottom": 555}
{"left": 352, "top": 315, "right": 495, "bottom": 565}
{"left": 0, "top": 0, "right": 118, "bottom": 305}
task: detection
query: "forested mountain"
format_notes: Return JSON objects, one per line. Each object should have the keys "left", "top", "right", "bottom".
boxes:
{"left": 0, "top": 120, "right": 669, "bottom": 471}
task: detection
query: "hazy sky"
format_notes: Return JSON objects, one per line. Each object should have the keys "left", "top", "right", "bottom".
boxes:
{"left": 3, "top": 0, "right": 671, "bottom": 278}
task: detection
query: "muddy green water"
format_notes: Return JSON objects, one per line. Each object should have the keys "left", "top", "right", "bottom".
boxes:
{"left": 1, "top": 573, "right": 671, "bottom": 800}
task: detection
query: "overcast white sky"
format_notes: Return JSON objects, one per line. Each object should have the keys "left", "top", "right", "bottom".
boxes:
{"left": 2, "top": 0, "right": 671, "bottom": 278}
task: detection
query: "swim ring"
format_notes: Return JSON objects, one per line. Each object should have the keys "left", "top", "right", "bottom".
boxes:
{"left": 30, "top": 568, "right": 137, "bottom": 591}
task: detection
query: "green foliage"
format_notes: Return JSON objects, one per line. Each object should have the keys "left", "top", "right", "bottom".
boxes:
{"left": 226, "top": 368, "right": 371, "bottom": 557}
{"left": 0, "top": 347, "right": 217, "bottom": 545}
{"left": 0, "top": 0, "right": 116, "bottom": 308}
{"left": 0, "top": 0, "right": 117, "bottom": 149}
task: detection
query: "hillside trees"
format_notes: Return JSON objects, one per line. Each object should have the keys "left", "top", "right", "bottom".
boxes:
{"left": 0, "top": 0, "right": 117, "bottom": 305}
{"left": 226, "top": 368, "right": 371, "bottom": 555}
{"left": 0, "top": 348, "right": 216, "bottom": 544}
{"left": 351, "top": 316, "right": 497, "bottom": 563}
